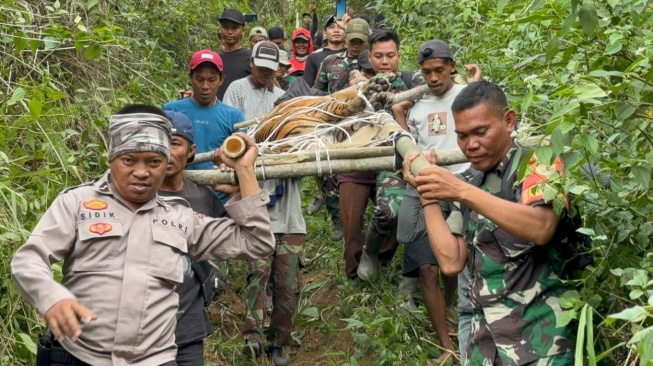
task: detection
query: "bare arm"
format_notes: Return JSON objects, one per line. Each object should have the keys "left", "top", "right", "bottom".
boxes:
{"left": 423, "top": 203, "right": 468, "bottom": 275}
{"left": 415, "top": 165, "right": 559, "bottom": 245}
{"left": 391, "top": 101, "right": 414, "bottom": 131}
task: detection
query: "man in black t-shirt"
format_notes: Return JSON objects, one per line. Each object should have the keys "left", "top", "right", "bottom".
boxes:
{"left": 303, "top": 15, "right": 346, "bottom": 86}
{"left": 217, "top": 9, "right": 252, "bottom": 101}
{"left": 160, "top": 111, "right": 228, "bottom": 366}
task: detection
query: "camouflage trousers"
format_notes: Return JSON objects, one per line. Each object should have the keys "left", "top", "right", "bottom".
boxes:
{"left": 241, "top": 234, "right": 304, "bottom": 348}
{"left": 467, "top": 310, "right": 575, "bottom": 365}
{"left": 339, "top": 170, "right": 405, "bottom": 279}
{"left": 365, "top": 170, "right": 406, "bottom": 260}
{"left": 319, "top": 175, "right": 340, "bottom": 221}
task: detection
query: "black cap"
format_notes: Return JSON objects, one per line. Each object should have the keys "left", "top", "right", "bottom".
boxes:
{"left": 268, "top": 26, "right": 285, "bottom": 40}
{"left": 219, "top": 9, "right": 245, "bottom": 25}
{"left": 324, "top": 15, "right": 337, "bottom": 29}
{"left": 358, "top": 50, "right": 372, "bottom": 70}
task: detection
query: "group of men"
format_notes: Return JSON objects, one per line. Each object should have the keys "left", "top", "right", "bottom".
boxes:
{"left": 12, "top": 6, "right": 577, "bottom": 366}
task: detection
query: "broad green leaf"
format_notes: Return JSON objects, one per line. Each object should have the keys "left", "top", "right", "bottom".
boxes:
{"left": 636, "top": 327, "right": 653, "bottom": 363}
{"left": 577, "top": 228, "right": 595, "bottom": 236}
{"left": 561, "top": 12, "right": 575, "bottom": 37}
{"left": 84, "top": 44, "right": 102, "bottom": 60}
{"left": 625, "top": 57, "right": 650, "bottom": 73}
{"left": 28, "top": 99, "right": 42, "bottom": 118}
{"left": 607, "top": 306, "right": 648, "bottom": 323}
{"left": 13, "top": 34, "right": 27, "bottom": 52}
{"left": 87, "top": 0, "right": 100, "bottom": 10}
{"left": 630, "top": 289, "right": 644, "bottom": 300}
{"left": 16, "top": 333, "right": 37, "bottom": 355}
{"left": 535, "top": 146, "right": 553, "bottom": 165}
{"left": 588, "top": 70, "right": 623, "bottom": 77}
{"left": 497, "top": 0, "right": 509, "bottom": 13}
{"left": 574, "top": 82, "right": 607, "bottom": 100}
{"left": 631, "top": 165, "right": 651, "bottom": 189}
{"left": 576, "top": 134, "right": 599, "bottom": 155}
{"left": 578, "top": 3, "right": 599, "bottom": 37}
{"left": 28, "top": 39, "right": 41, "bottom": 53}
{"left": 43, "top": 36, "right": 59, "bottom": 50}
{"left": 615, "top": 102, "right": 636, "bottom": 120}
{"left": 558, "top": 121, "right": 576, "bottom": 134}
{"left": 545, "top": 37, "right": 559, "bottom": 62}
{"left": 10, "top": 87, "right": 26, "bottom": 103}
{"left": 603, "top": 42, "right": 622, "bottom": 55}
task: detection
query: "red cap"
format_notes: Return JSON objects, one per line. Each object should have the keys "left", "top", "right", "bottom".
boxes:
{"left": 189, "top": 50, "right": 223, "bottom": 72}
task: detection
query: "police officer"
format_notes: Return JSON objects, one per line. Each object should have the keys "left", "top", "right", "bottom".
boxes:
{"left": 12, "top": 104, "right": 274, "bottom": 366}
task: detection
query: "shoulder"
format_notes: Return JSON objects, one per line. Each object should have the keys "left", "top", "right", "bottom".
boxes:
{"left": 163, "top": 98, "right": 189, "bottom": 110}
{"left": 158, "top": 194, "right": 192, "bottom": 209}
{"left": 216, "top": 101, "right": 245, "bottom": 118}
{"left": 61, "top": 181, "right": 96, "bottom": 195}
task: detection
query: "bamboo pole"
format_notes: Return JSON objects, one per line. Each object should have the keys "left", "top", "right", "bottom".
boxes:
{"left": 222, "top": 135, "right": 246, "bottom": 159}
{"left": 184, "top": 146, "right": 470, "bottom": 185}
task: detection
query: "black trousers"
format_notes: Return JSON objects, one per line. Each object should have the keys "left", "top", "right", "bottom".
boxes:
{"left": 176, "top": 340, "right": 204, "bottom": 366}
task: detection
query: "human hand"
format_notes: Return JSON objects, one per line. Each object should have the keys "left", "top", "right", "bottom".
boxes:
{"left": 402, "top": 152, "right": 421, "bottom": 188}
{"left": 210, "top": 164, "right": 241, "bottom": 197}
{"left": 425, "top": 148, "right": 438, "bottom": 165}
{"left": 465, "top": 64, "right": 482, "bottom": 83}
{"left": 337, "top": 14, "right": 351, "bottom": 29}
{"left": 44, "top": 299, "right": 97, "bottom": 342}
{"left": 414, "top": 165, "right": 465, "bottom": 201}
{"left": 347, "top": 7, "right": 355, "bottom": 17}
{"left": 212, "top": 133, "right": 259, "bottom": 171}
{"left": 391, "top": 100, "right": 415, "bottom": 115}
{"left": 310, "top": 3, "right": 317, "bottom": 12}
{"left": 349, "top": 70, "right": 369, "bottom": 85}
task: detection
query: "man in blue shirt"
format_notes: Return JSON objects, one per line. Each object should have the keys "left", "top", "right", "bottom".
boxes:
{"left": 164, "top": 50, "right": 245, "bottom": 171}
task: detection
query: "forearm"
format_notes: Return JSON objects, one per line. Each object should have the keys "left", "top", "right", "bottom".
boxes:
{"left": 11, "top": 243, "right": 77, "bottom": 315}
{"left": 423, "top": 204, "right": 467, "bottom": 275}
{"left": 234, "top": 166, "right": 259, "bottom": 198}
{"left": 460, "top": 186, "right": 558, "bottom": 245}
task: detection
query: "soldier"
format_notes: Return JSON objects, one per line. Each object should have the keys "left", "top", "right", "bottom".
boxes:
{"left": 402, "top": 81, "right": 576, "bottom": 365}
{"left": 12, "top": 105, "right": 274, "bottom": 366}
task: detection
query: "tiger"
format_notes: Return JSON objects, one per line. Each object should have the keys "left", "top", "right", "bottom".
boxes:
{"left": 252, "top": 74, "right": 399, "bottom": 151}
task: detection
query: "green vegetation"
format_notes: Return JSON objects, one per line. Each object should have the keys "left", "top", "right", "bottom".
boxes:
{"left": 1, "top": 0, "right": 652, "bottom": 365}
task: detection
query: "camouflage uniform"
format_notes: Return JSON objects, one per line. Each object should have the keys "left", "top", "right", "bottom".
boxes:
{"left": 362, "top": 73, "right": 426, "bottom": 262}
{"left": 453, "top": 147, "right": 576, "bottom": 365}
{"left": 314, "top": 50, "right": 358, "bottom": 94}
{"left": 241, "top": 234, "right": 304, "bottom": 348}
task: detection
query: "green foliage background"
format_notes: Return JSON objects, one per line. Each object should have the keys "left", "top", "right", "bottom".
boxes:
{"left": 1, "top": 0, "right": 652, "bottom": 365}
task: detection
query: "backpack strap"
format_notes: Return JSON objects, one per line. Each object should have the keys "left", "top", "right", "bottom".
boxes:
{"left": 400, "top": 70, "right": 413, "bottom": 89}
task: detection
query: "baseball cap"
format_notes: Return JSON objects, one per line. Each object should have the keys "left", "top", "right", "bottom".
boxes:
{"left": 268, "top": 26, "right": 285, "bottom": 40}
{"left": 249, "top": 26, "right": 268, "bottom": 39}
{"left": 279, "top": 50, "right": 291, "bottom": 67}
{"left": 323, "top": 15, "right": 337, "bottom": 29}
{"left": 417, "top": 40, "right": 454, "bottom": 64}
{"left": 164, "top": 111, "right": 194, "bottom": 144}
{"left": 293, "top": 33, "right": 310, "bottom": 42}
{"left": 358, "top": 50, "right": 372, "bottom": 70}
{"left": 219, "top": 9, "right": 245, "bottom": 25}
{"left": 189, "top": 50, "right": 223, "bottom": 72}
{"left": 345, "top": 19, "right": 370, "bottom": 42}
{"left": 252, "top": 41, "right": 280, "bottom": 70}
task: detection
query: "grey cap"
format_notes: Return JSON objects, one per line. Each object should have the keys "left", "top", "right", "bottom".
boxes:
{"left": 417, "top": 40, "right": 453, "bottom": 64}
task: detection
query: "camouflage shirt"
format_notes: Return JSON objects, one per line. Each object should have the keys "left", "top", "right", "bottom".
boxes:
{"left": 314, "top": 50, "right": 358, "bottom": 93}
{"left": 314, "top": 49, "right": 426, "bottom": 94}
{"left": 457, "top": 146, "right": 576, "bottom": 365}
